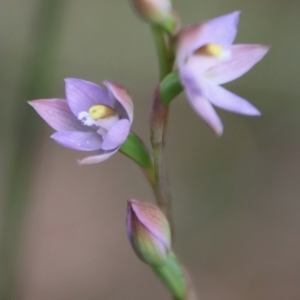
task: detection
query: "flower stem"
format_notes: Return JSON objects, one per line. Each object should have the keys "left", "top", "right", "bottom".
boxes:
{"left": 150, "top": 25, "right": 198, "bottom": 300}
{"left": 150, "top": 25, "right": 174, "bottom": 235}
{"left": 151, "top": 25, "right": 171, "bottom": 79}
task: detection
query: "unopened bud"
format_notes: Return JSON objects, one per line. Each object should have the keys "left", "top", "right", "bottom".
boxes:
{"left": 126, "top": 199, "right": 171, "bottom": 266}
{"left": 131, "top": 0, "right": 175, "bottom": 33}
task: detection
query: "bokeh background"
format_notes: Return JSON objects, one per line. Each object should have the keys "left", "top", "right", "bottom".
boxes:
{"left": 1, "top": 0, "right": 300, "bottom": 299}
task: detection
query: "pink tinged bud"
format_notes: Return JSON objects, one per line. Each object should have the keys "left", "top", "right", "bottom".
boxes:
{"left": 131, "top": 0, "right": 174, "bottom": 32}
{"left": 127, "top": 199, "right": 171, "bottom": 266}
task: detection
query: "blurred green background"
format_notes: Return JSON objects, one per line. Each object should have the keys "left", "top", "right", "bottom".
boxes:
{"left": 1, "top": 0, "right": 300, "bottom": 299}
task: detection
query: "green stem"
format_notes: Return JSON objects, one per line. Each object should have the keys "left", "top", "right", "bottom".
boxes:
{"left": 151, "top": 26, "right": 171, "bottom": 79}
{"left": 152, "top": 252, "right": 186, "bottom": 300}
{"left": 150, "top": 26, "right": 174, "bottom": 234}
{"left": 150, "top": 25, "right": 198, "bottom": 300}
{"left": 1, "top": 1, "right": 65, "bottom": 298}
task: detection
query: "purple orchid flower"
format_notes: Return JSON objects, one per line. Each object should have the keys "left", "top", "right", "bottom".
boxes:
{"left": 176, "top": 11, "right": 269, "bottom": 135}
{"left": 29, "top": 78, "right": 134, "bottom": 164}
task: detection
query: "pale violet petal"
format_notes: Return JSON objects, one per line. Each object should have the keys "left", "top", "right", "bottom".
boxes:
{"left": 185, "top": 86, "right": 223, "bottom": 135}
{"left": 184, "top": 54, "right": 221, "bottom": 82}
{"left": 95, "top": 114, "right": 119, "bottom": 131}
{"left": 205, "top": 44, "right": 270, "bottom": 84}
{"left": 177, "top": 11, "right": 240, "bottom": 64}
{"left": 102, "top": 119, "right": 130, "bottom": 151}
{"left": 103, "top": 81, "right": 134, "bottom": 124}
{"left": 203, "top": 80, "right": 261, "bottom": 115}
{"left": 78, "top": 149, "right": 119, "bottom": 165}
{"left": 179, "top": 63, "right": 203, "bottom": 97}
{"left": 51, "top": 131, "right": 103, "bottom": 151}
{"left": 29, "top": 99, "right": 88, "bottom": 132}
{"left": 65, "top": 78, "right": 112, "bottom": 117}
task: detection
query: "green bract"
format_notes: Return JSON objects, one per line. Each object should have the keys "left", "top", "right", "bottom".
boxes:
{"left": 119, "top": 132, "right": 153, "bottom": 170}
{"left": 160, "top": 71, "right": 183, "bottom": 105}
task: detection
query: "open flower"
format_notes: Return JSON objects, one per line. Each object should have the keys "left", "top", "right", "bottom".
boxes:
{"left": 176, "top": 11, "right": 269, "bottom": 135}
{"left": 29, "top": 78, "right": 133, "bottom": 164}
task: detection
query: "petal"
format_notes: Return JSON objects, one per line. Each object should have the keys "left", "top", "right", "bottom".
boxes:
{"left": 206, "top": 44, "right": 270, "bottom": 84}
{"left": 203, "top": 80, "right": 261, "bottom": 115}
{"left": 78, "top": 149, "right": 119, "bottom": 165}
{"left": 65, "top": 78, "right": 112, "bottom": 117}
{"left": 184, "top": 54, "right": 220, "bottom": 82}
{"left": 102, "top": 119, "right": 130, "bottom": 151}
{"left": 29, "top": 99, "right": 88, "bottom": 132}
{"left": 179, "top": 63, "right": 203, "bottom": 96}
{"left": 185, "top": 85, "right": 223, "bottom": 135}
{"left": 103, "top": 81, "right": 134, "bottom": 123}
{"left": 177, "top": 11, "right": 240, "bottom": 64}
{"left": 51, "top": 131, "right": 103, "bottom": 151}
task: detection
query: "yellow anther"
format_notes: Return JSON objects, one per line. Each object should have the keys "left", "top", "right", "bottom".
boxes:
{"left": 196, "top": 43, "right": 223, "bottom": 57}
{"left": 88, "top": 105, "right": 115, "bottom": 120}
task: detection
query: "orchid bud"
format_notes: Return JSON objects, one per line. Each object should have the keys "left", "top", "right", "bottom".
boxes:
{"left": 127, "top": 199, "right": 171, "bottom": 266}
{"left": 131, "top": 0, "right": 175, "bottom": 33}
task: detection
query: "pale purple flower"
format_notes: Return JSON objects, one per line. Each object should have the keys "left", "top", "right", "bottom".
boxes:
{"left": 29, "top": 78, "right": 134, "bottom": 164}
{"left": 176, "top": 11, "right": 269, "bottom": 135}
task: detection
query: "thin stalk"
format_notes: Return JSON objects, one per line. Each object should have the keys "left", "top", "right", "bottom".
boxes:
{"left": 0, "top": 1, "right": 65, "bottom": 299}
{"left": 151, "top": 26, "right": 171, "bottom": 79}
{"left": 150, "top": 25, "right": 174, "bottom": 236}
{"left": 150, "top": 25, "right": 198, "bottom": 300}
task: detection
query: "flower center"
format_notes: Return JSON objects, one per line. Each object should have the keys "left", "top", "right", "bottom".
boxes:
{"left": 88, "top": 105, "right": 116, "bottom": 120}
{"left": 78, "top": 105, "right": 119, "bottom": 134}
{"left": 195, "top": 43, "right": 224, "bottom": 57}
